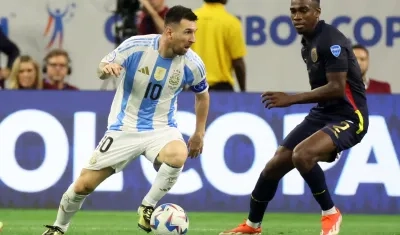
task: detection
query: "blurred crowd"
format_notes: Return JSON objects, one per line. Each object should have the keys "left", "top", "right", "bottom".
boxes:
{"left": 0, "top": 0, "right": 392, "bottom": 93}
{"left": 0, "top": 29, "right": 78, "bottom": 90}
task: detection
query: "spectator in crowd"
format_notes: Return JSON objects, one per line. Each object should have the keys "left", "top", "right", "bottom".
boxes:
{"left": 352, "top": 44, "right": 391, "bottom": 94}
{"left": 7, "top": 55, "right": 43, "bottom": 90}
{"left": 192, "top": 0, "right": 246, "bottom": 91}
{"left": 136, "top": 0, "right": 168, "bottom": 35}
{"left": 42, "top": 49, "right": 78, "bottom": 90}
{"left": 0, "top": 29, "right": 20, "bottom": 89}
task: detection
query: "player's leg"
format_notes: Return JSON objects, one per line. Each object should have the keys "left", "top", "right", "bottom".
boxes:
{"left": 292, "top": 130, "right": 341, "bottom": 235}
{"left": 219, "top": 149, "right": 293, "bottom": 235}
{"left": 42, "top": 168, "right": 115, "bottom": 235}
{"left": 220, "top": 119, "right": 321, "bottom": 235}
{"left": 292, "top": 121, "right": 363, "bottom": 235}
{"left": 142, "top": 140, "right": 187, "bottom": 206}
{"left": 43, "top": 131, "right": 140, "bottom": 235}
{"left": 137, "top": 128, "right": 188, "bottom": 232}
{"left": 246, "top": 146, "right": 294, "bottom": 224}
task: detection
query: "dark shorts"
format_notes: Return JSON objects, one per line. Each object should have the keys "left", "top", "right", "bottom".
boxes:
{"left": 281, "top": 117, "right": 367, "bottom": 161}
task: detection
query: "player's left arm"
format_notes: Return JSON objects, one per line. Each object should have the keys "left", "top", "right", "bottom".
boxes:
{"left": 186, "top": 57, "right": 210, "bottom": 135}
{"left": 185, "top": 59, "right": 209, "bottom": 157}
{"left": 194, "top": 90, "right": 209, "bottom": 135}
{"left": 187, "top": 76, "right": 209, "bottom": 157}
{"left": 192, "top": 79, "right": 209, "bottom": 135}
{"left": 289, "top": 35, "right": 348, "bottom": 104}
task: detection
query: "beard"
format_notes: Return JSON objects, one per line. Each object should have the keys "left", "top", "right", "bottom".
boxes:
{"left": 172, "top": 47, "right": 187, "bottom": 56}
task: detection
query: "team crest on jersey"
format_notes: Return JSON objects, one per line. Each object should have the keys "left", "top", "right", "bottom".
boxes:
{"left": 168, "top": 69, "right": 181, "bottom": 89}
{"left": 330, "top": 45, "right": 341, "bottom": 57}
{"left": 311, "top": 48, "right": 318, "bottom": 62}
{"left": 154, "top": 66, "right": 167, "bottom": 81}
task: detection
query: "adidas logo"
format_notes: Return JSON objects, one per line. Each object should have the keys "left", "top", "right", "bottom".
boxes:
{"left": 138, "top": 66, "right": 150, "bottom": 75}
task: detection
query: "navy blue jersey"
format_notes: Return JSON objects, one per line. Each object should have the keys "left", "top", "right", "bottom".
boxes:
{"left": 300, "top": 21, "right": 368, "bottom": 132}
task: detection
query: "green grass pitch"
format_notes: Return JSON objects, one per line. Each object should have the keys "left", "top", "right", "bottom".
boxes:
{"left": 1, "top": 209, "right": 400, "bottom": 234}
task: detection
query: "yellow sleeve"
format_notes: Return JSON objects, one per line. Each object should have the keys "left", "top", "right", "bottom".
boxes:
{"left": 226, "top": 18, "right": 247, "bottom": 60}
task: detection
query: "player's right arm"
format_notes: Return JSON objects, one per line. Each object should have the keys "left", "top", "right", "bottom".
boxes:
{"left": 97, "top": 37, "right": 137, "bottom": 80}
{"left": 285, "top": 32, "right": 349, "bottom": 104}
{"left": 261, "top": 31, "right": 349, "bottom": 108}
{"left": 97, "top": 62, "right": 123, "bottom": 80}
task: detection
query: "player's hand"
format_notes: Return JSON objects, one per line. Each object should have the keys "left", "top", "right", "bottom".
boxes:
{"left": 102, "top": 63, "right": 123, "bottom": 77}
{"left": 261, "top": 91, "right": 293, "bottom": 109}
{"left": 188, "top": 132, "right": 204, "bottom": 159}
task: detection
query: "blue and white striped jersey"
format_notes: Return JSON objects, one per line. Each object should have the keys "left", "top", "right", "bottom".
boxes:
{"left": 101, "top": 34, "right": 208, "bottom": 132}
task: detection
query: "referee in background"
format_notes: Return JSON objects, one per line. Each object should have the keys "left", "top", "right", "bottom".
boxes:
{"left": 192, "top": 0, "right": 246, "bottom": 91}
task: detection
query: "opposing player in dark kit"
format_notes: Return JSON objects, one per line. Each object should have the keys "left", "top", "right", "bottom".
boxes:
{"left": 220, "top": 0, "right": 368, "bottom": 234}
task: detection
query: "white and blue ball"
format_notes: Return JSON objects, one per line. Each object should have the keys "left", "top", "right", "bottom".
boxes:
{"left": 150, "top": 203, "right": 189, "bottom": 235}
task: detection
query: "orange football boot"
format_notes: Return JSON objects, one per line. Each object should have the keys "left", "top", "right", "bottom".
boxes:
{"left": 320, "top": 208, "right": 342, "bottom": 235}
{"left": 219, "top": 221, "right": 261, "bottom": 235}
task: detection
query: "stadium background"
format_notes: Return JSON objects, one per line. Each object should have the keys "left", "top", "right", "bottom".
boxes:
{"left": 1, "top": 0, "right": 399, "bottom": 92}
{"left": 1, "top": 0, "right": 400, "bottom": 234}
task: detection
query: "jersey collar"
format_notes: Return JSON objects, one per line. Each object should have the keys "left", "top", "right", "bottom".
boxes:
{"left": 301, "top": 20, "right": 325, "bottom": 46}
{"left": 313, "top": 20, "right": 325, "bottom": 36}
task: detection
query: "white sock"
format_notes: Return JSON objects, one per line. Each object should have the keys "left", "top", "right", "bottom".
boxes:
{"left": 54, "top": 184, "right": 87, "bottom": 232}
{"left": 322, "top": 206, "right": 337, "bottom": 216}
{"left": 142, "top": 163, "right": 182, "bottom": 207}
{"left": 246, "top": 219, "right": 261, "bottom": 229}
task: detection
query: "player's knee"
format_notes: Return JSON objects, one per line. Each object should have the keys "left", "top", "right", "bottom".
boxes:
{"left": 292, "top": 145, "right": 316, "bottom": 169}
{"left": 159, "top": 140, "right": 188, "bottom": 168}
{"left": 164, "top": 150, "right": 187, "bottom": 168}
{"left": 73, "top": 178, "right": 95, "bottom": 195}
{"left": 73, "top": 168, "right": 112, "bottom": 194}
{"left": 262, "top": 147, "right": 293, "bottom": 179}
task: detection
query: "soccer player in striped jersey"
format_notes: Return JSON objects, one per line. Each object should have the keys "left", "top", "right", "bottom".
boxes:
{"left": 42, "top": 5, "right": 209, "bottom": 235}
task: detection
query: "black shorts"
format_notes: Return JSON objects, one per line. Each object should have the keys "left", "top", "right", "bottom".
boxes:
{"left": 281, "top": 117, "right": 367, "bottom": 161}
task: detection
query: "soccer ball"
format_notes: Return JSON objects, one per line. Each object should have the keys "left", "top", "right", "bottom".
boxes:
{"left": 150, "top": 203, "right": 189, "bottom": 235}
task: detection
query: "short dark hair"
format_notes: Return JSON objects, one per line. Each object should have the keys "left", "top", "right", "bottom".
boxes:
{"left": 204, "top": 0, "right": 223, "bottom": 3}
{"left": 352, "top": 44, "right": 369, "bottom": 55}
{"left": 164, "top": 5, "right": 197, "bottom": 25}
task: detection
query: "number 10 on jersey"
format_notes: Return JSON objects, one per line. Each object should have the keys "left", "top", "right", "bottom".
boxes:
{"left": 144, "top": 82, "right": 162, "bottom": 100}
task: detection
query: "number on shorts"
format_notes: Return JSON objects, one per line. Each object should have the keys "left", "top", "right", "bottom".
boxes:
{"left": 144, "top": 82, "right": 162, "bottom": 100}
{"left": 332, "top": 121, "right": 350, "bottom": 134}
{"left": 97, "top": 136, "right": 114, "bottom": 153}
